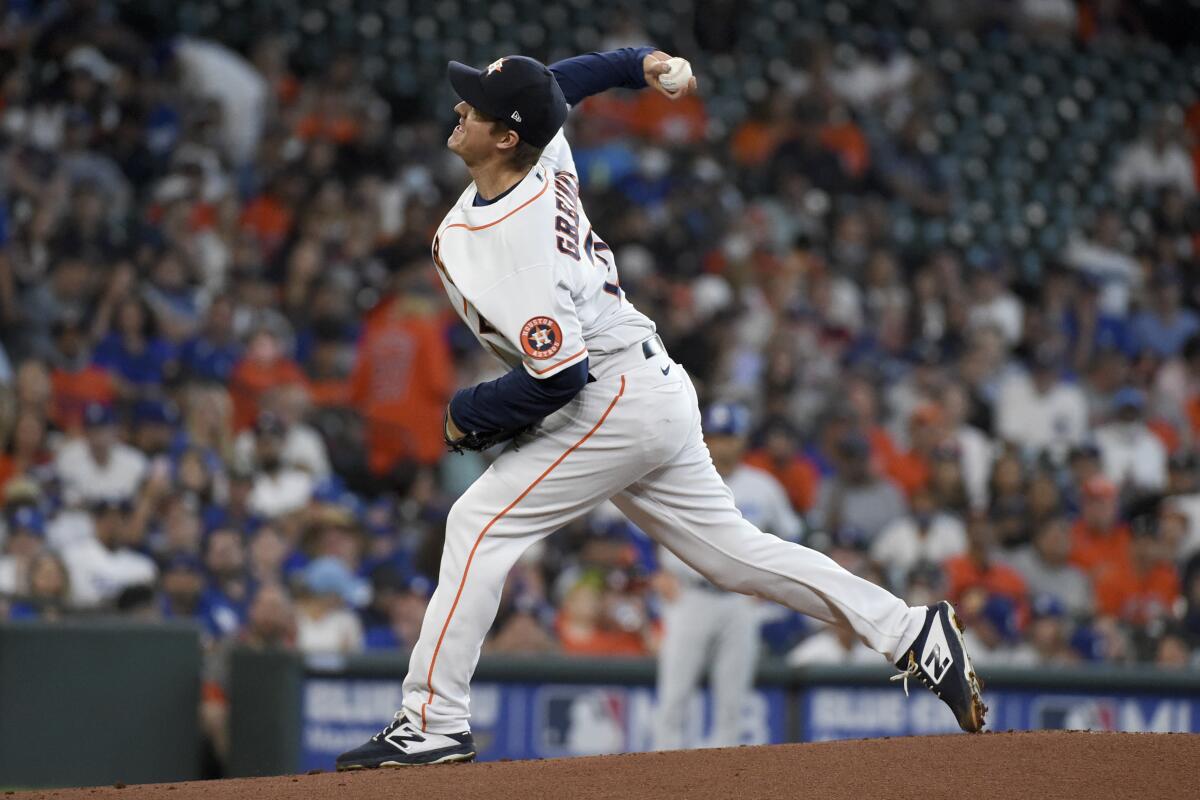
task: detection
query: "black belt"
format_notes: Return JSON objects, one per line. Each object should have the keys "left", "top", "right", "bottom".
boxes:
{"left": 642, "top": 334, "right": 665, "bottom": 359}
{"left": 587, "top": 336, "right": 665, "bottom": 383}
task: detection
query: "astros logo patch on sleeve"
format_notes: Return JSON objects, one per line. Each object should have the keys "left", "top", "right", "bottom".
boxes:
{"left": 520, "top": 316, "right": 563, "bottom": 359}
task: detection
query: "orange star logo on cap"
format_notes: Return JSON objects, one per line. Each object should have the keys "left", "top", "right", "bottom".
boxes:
{"left": 486, "top": 58, "right": 504, "bottom": 75}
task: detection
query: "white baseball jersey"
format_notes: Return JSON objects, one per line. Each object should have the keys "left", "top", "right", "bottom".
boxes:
{"left": 431, "top": 130, "right": 654, "bottom": 380}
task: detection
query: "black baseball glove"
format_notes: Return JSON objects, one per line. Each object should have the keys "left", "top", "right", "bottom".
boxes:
{"left": 444, "top": 409, "right": 531, "bottom": 453}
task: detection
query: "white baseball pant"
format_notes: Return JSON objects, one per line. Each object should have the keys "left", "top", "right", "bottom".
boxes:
{"left": 401, "top": 341, "right": 927, "bottom": 734}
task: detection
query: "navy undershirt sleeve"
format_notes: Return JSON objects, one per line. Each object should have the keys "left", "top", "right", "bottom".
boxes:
{"left": 549, "top": 47, "right": 657, "bottom": 106}
{"left": 449, "top": 358, "right": 590, "bottom": 437}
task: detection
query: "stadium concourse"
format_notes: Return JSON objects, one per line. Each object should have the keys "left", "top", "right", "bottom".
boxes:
{"left": 2, "top": 0, "right": 1200, "bottom": 776}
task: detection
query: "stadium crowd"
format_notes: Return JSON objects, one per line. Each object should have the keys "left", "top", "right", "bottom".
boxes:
{"left": 1, "top": 0, "right": 1200, "bottom": 707}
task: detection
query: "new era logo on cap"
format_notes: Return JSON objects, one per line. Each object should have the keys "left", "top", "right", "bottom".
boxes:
{"left": 511, "top": 111, "right": 522, "bottom": 122}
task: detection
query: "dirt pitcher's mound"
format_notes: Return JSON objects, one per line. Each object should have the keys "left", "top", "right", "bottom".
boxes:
{"left": 19, "top": 731, "right": 1200, "bottom": 800}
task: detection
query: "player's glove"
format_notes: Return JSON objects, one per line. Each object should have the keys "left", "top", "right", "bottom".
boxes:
{"left": 443, "top": 409, "right": 531, "bottom": 453}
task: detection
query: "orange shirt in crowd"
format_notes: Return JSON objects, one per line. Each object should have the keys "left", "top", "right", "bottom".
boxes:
{"left": 730, "top": 120, "right": 784, "bottom": 167}
{"left": 240, "top": 194, "right": 294, "bottom": 252}
{"left": 942, "top": 555, "right": 1028, "bottom": 608}
{"left": 742, "top": 450, "right": 820, "bottom": 512}
{"left": 308, "top": 378, "right": 351, "bottom": 409}
{"left": 1093, "top": 560, "right": 1180, "bottom": 624}
{"left": 50, "top": 366, "right": 116, "bottom": 432}
{"left": 229, "top": 357, "right": 308, "bottom": 431}
{"left": 555, "top": 617, "right": 648, "bottom": 657}
{"left": 630, "top": 90, "right": 707, "bottom": 144}
{"left": 882, "top": 449, "right": 930, "bottom": 497}
{"left": 349, "top": 296, "right": 453, "bottom": 474}
{"left": 1186, "top": 395, "right": 1200, "bottom": 441}
{"left": 820, "top": 121, "right": 870, "bottom": 178}
{"left": 1147, "top": 418, "right": 1180, "bottom": 455}
{"left": 1069, "top": 521, "right": 1132, "bottom": 575}
{"left": 0, "top": 457, "right": 17, "bottom": 492}
{"left": 296, "top": 115, "right": 361, "bottom": 144}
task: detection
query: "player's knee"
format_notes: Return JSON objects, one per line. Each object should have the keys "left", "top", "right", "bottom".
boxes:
{"left": 702, "top": 564, "right": 753, "bottom": 595}
{"left": 445, "top": 497, "right": 482, "bottom": 542}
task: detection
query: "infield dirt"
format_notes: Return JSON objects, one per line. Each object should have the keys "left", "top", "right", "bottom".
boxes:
{"left": 14, "top": 731, "right": 1198, "bottom": 800}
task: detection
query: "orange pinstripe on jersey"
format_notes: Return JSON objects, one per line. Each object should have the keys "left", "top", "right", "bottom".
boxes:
{"left": 444, "top": 177, "right": 550, "bottom": 233}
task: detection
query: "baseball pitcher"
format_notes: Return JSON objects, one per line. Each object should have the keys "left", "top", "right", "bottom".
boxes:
{"left": 337, "top": 47, "right": 985, "bottom": 770}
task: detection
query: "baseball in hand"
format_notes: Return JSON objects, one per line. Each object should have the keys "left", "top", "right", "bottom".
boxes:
{"left": 658, "top": 57, "right": 692, "bottom": 94}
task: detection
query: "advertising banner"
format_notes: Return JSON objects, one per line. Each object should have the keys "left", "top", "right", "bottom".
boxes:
{"left": 300, "top": 677, "right": 788, "bottom": 771}
{"left": 802, "top": 686, "right": 1200, "bottom": 741}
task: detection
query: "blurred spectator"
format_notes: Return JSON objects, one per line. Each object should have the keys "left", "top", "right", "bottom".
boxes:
{"left": 743, "top": 419, "right": 821, "bottom": 513}
{"left": 233, "top": 385, "right": 330, "bottom": 478}
{"left": 349, "top": 290, "right": 454, "bottom": 476}
{"left": 0, "top": 411, "right": 52, "bottom": 494}
{"left": 1023, "top": 594, "right": 1079, "bottom": 666}
{"left": 943, "top": 514, "right": 1028, "bottom": 608}
{"left": 1093, "top": 515, "right": 1180, "bottom": 625}
{"left": 247, "top": 413, "right": 314, "bottom": 518}
{"left": 1064, "top": 209, "right": 1140, "bottom": 317}
{"left": 1112, "top": 116, "right": 1195, "bottom": 197}
{"left": 199, "top": 528, "right": 250, "bottom": 639}
{"left": 241, "top": 582, "right": 297, "bottom": 650}
{"left": 361, "top": 565, "right": 431, "bottom": 651}
{"left": 91, "top": 296, "right": 177, "bottom": 397}
{"left": 1006, "top": 516, "right": 1094, "bottom": 617}
{"left": 229, "top": 329, "right": 305, "bottom": 432}
{"left": 967, "top": 262, "right": 1024, "bottom": 346}
{"left": 556, "top": 579, "right": 648, "bottom": 657}
{"left": 179, "top": 295, "right": 242, "bottom": 383}
{"left": 939, "top": 381, "right": 993, "bottom": 510}
{"left": 786, "top": 622, "right": 877, "bottom": 665}
{"left": 809, "top": 433, "right": 906, "bottom": 546}
{"left": 996, "top": 345, "right": 1088, "bottom": 462}
{"left": 1071, "top": 475, "right": 1132, "bottom": 576}
{"left": 161, "top": 555, "right": 206, "bottom": 622}
{"left": 0, "top": 506, "right": 47, "bottom": 598}
{"left": 869, "top": 485, "right": 966, "bottom": 588}
{"left": 294, "top": 556, "right": 366, "bottom": 654}
{"left": 959, "top": 591, "right": 1032, "bottom": 666}
{"left": 48, "top": 315, "right": 115, "bottom": 432}
{"left": 1130, "top": 268, "right": 1200, "bottom": 359}
{"left": 54, "top": 403, "right": 147, "bottom": 503}
{"left": 7, "top": 551, "right": 72, "bottom": 621}
{"left": 1093, "top": 388, "right": 1167, "bottom": 493}
{"left": 60, "top": 498, "right": 157, "bottom": 608}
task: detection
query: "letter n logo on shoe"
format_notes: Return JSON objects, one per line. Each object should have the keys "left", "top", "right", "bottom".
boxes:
{"left": 921, "top": 620, "right": 954, "bottom": 685}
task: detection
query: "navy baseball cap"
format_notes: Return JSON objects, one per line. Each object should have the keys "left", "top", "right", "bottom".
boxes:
{"left": 703, "top": 403, "right": 751, "bottom": 437}
{"left": 447, "top": 55, "right": 568, "bottom": 148}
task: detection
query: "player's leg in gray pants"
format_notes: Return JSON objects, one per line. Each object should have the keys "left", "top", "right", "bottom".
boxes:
{"left": 709, "top": 595, "right": 759, "bottom": 748}
{"left": 654, "top": 587, "right": 716, "bottom": 751}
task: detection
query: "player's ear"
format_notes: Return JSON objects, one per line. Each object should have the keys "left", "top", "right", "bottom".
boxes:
{"left": 494, "top": 126, "right": 520, "bottom": 156}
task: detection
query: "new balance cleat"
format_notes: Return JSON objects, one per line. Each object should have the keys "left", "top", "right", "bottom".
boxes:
{"left": 891, "top": 600, "right": 987, "bottom": 732}
{"left": 335, "top": 712, "right": 476, "bottom": 770}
